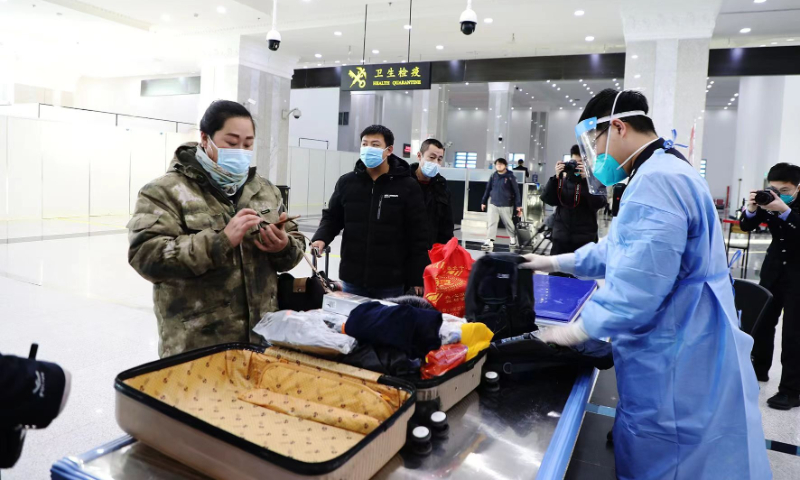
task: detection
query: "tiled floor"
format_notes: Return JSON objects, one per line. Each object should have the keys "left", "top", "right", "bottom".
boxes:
{"left": 1, "top": 214, "right": 798, "bottom": 479}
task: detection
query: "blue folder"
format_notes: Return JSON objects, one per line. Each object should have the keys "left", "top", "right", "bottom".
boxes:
{"left": 534, "top": 274, "right": 597, "bottom": 323}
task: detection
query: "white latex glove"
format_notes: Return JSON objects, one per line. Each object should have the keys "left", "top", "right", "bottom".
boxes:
{"left": 539, "top": 320, "right": 590, "bottom": 346}
{"left": 520, "top": 254, "right": 558, "bottom": 272}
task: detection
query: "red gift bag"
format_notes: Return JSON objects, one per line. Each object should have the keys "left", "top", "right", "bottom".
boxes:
{"left": 423, "top": 237, "right": 474, "bottom": 317}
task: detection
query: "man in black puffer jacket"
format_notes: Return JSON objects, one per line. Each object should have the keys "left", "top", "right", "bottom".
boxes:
{"left": 541, "top": 145, "right": 606, "bottom": 270}
{"left": 409, "top": 138, "right": 454, "bottom": 247}
{"left": 312, "top": 125, "right": 430, "bottom": 299}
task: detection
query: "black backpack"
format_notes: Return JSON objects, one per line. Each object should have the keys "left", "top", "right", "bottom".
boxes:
{"left": 464, "top": 253, "right": 536, "bottom": 340}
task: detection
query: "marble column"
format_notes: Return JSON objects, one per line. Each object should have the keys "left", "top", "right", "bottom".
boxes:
{"left": 199, "top": 37, "right": 297, "bottom": 186}
{"left": 529, "top": 111, "right": 548, "bottom": 183}
{"left": 621, "top": 0, "right": 723, "bottom": 169}
{"left": 411, "top": 85, "right": 450, "bottom": 155}
{"left": 349, "top": 91, "right": 384, "bottom": 149}
{"left": 485, "top": 83, "right": 513, "bottom": 168}
{"left": 729, "top": 76, "right": 800, "bottom": 216}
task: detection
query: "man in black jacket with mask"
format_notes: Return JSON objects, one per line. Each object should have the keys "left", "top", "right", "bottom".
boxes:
{"left": 541, "top": 145, "right": 606, "bottom": 268}
{"left": 311, "top": 125, "right": 430, "bottom": 299}
{"left": 740, "top": 162, "right": 800, "bottom": 410}
{"left": 410, "top": 138, "right": 454, "bottom": 247}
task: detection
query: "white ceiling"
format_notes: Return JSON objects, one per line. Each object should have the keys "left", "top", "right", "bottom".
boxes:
{"left": 447, "top": 79, "right": 626, "bottom": 110}
{"left": 0, "top": 0, "right": 798, "bottom": 80}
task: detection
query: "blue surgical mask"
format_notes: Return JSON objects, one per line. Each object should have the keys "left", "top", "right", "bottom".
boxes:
{"left": 593, "top": 134, "right": 659, "bottom": 187}
{"left": 360, "top": 146, "right": 387, "bottom": 168}
{"left": 780, "top": 191, "right": 796, "bottom": 204}
{"left": 421, "top": 160, "right": 440, "bottom": 178}
{"left": 209, "top": 139, "right": 253, "bottom": 175}
{"left": 195, "top": 139, "right": 251, "bottom": 195}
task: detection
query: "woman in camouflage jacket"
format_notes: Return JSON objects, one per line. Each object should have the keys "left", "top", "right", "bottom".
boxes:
{"left": 127, "top": 101, "right": 305, "bottom": 357}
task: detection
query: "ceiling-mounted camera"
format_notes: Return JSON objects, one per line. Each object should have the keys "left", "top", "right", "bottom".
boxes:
{"left": 266, "top": 0, "right": 281, "bottom": 51}
{"left": 267, "top": 30, "right": 281, "bottom": 51}
{"left": 460, "top": 0, "right": 477, "bottom": 35}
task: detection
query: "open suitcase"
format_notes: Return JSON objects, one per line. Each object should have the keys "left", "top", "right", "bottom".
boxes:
{"left": 115, "top": 343, "right": 416, "bottom": 480}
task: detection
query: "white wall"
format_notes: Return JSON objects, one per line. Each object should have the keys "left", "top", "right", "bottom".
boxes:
{"left": 446, "top": 109, "right": 488, "bottom": 167}
{"left": 730, "top": 76, "right": 786, "bottom": 214}
{"left": 701, "top": 108, "right": 738, "bottom": 201}
{"left": 381, "top": 91, "right": 413, "bottom": 158}
{"left": 0, "top": 115, "right": 194, "bottom": 221}
{"left": 510, "top": 109, "right": 533, "bottom": 164}
{"left": 74, "top": 75, "right": 199, "bottom": 125}
{"left": 288, "top": 87, "right": 340, "bottom": 150}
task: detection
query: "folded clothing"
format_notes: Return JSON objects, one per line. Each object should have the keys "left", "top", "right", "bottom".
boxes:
{"left": 253, "top": 310, "right": 356, "bottom": 357}
{"left": 345, "top": 302, "right": 443, "bottom": 359}
{"left": 341, "top": 344, "right": 420, "bottom": 377}
{"left": 460, "top": 323, "right": 493, "bottom": 361}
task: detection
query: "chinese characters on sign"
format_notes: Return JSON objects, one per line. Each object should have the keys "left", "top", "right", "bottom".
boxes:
{"left": 341, "top": 62, "right": 431, "bottom": 91}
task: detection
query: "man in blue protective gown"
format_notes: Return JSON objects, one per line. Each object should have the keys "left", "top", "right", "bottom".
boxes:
{"left": 522, "top": 89, "right": 771, "bottom": 480}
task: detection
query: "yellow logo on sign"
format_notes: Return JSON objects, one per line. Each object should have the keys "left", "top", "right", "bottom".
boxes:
{"left": 348, "top": 67, "right": 367, "bottom": 88}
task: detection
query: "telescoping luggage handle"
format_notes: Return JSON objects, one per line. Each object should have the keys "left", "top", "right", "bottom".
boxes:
{"left": 306, "top": 245, "right": 336, "bottom": 292}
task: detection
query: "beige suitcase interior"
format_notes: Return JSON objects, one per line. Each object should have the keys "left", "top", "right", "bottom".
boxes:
{"left": 414, "top": 352, "right": 486, "bottom": 411}
{"left": 115, "top": 343, "right": 415, "bottom": 480}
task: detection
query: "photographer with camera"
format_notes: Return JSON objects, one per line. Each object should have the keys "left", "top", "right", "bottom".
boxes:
{"left": 540, "top": 145, "right": 606, "bottom": 273}
{"left": 740, "top": 162, "right": 800, "bottom": 410}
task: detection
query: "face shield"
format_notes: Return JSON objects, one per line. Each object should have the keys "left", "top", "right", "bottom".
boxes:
{"left": 574, "top": 90, "right": 647, "bottom": 194}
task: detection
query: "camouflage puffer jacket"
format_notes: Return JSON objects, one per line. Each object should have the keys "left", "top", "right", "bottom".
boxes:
{"left": 128, "top": 143, "right": 305, "bottom": 357}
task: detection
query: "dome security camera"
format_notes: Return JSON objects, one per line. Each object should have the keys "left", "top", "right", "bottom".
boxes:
{"left": 460, "top": 1, "right": 477, "bottom": 35}
{"left": 282, "top": 108, "right": 301, "bottom": 119}
{"left": 267, "top": 29, "right": 281, "bottom": 51}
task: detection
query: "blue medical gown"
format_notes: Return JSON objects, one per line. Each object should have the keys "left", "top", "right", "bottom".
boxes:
{"left": 574, "top": 150, "right": 771, "bottom": 480}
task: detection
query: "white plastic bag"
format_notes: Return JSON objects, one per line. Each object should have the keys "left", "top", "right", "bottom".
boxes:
{"left": 439, "top": 314, "right": 466, "bottom": 344}
{"left": 253, "top": 310, "right": 356, "bottom": 357}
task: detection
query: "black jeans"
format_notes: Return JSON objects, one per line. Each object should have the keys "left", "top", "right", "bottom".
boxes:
{"left": 752, "top": 269, "right": 800, "bottom": 396}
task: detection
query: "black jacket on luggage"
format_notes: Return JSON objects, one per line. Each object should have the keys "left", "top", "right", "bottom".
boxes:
{"left": 409, "top": 162, "right": 455, "bottom": 247}
{"left": 541, "top": 174, "right": 606, "bottom": 246}
{"left": 312, "top": 155, "right": 430, "bottom": 288}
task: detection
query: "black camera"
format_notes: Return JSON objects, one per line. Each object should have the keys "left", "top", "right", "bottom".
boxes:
{"left": 755, "top": 188, "right": 778, "bottom": 206}
{"left": 563, "top": 160, "right": 578, "bottom": 175}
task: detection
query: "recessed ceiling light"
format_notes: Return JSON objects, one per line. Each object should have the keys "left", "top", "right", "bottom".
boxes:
{"left": 582, "top": 83, "right": 587, "bottom": 86}
{"left": 405, "top": 91, "right": 409, "bottom": 94}
{"left": 707, "top": 85, "right": 713, "bottom": 89}
{"left": 771, "top": 42, "right": 778, "bottom": 45}
{"left": 585, "top": 36, "right": 595, "bottom": 42}
{"left": 531, "top": 96, "right": 534, "bottom": 99}
{"left": 739, "top": 27, "right": 752, "bottom": 34}
{"left": 317, "top": 63, "right": 322, "bottom": 66}
{"left": 303, "top": 66, "right": 308, "bottom": 69}
{"left": 400, "top": 60, "right": 406, "bottom": 63}
{"left": 788, "top": 39, "right": 796, "bottom": 41}
{"left": 529, "top": 107, "right": 533, "bottom": 110}
{"left": 590, "top": 91, "right": 594, "bottom": 94}
{"left": 574, "top": 10, "right": 585, "bottom": 16}
{"left": 161, "top": 14, "right": 171, "bottom": 22}
{"left": 511, "top": 107, "right": 514, "bottom": 110}
{"left": 458, "top": 108, "right": 461, "bottom": 110}
{"left": 734, "top": 93, "right": 739, "bottom": 96}
{"left": 436, "top": 45, "right": 444, "bottom": 50}
{"left": 335, "top": 60, "right": 340, "bottom": 64}
{"left": 731, "top": 98, "right": 735, "bottom": 101}
{"left": 216, "top": 5, "right": 227, "bottom": 14}
{"left": 615, "top": 83, "right": 619, "bottom": 86}
{"left": 465, "top": 82, "right": 469, "bottom": 85}
{"left": 334, "top": 31, "right": 342, "bottom": 36}
{"left": 342, "top": 63, "right": 348, "bottom": 66}
{"left": 560, "top": 107, "right": 563, "bottom": 110}
{"left": 724, "top": 106, "right": 729, "bottom": 109}
{"left": 613, "top": 78, "right": 617, "bottom": 81}
{"left": 484, "top": 18, "right": 493, "bottom": 24}
{"left": 557, "top": 87, "right": 561, "bottom": 90}
{"left": 383, "top": 60, "right": 387, "bottom": 63}
{"left": 565, "top": 95, "right": 569, "bottom": 98}
{"left": 314, "top": 53, "right": 322, "bottom": 58}
{"left": 552, "top": 83, "right": 557, "bottom": 87}
{"left": 753, "top": 0, "right": 766, "bottom": 3}
{"left": 635, "top": 74, "right": 641, "bottom": 79}
{"left": 710, "top": 80, "right": 715, "bottom": 84}
{"left": 632, "top": 54, "right": 639, "bottom": 59}
{"left": 728, "top": 102, "right": 732, "bottom": 105}
{"left": 403, "top": 24, "right": 412, "bottom": 30}
{"left": 372, "top": 49, "right": 379, "bottom": 54}
{"left": 476, "top": 107, "right": 479, "bottom": 110}
{"left": 546, "top": 79, "right": 550, "bottom": 82}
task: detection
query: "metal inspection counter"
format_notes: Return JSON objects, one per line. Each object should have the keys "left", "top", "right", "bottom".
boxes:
{"left": 52, "top": 366, "right": 598, "bottom": 480}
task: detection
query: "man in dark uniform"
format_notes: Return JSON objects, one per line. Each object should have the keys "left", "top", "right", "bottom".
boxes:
{"left": 740, "top": 162, "right": 800, "bottom": 410}
{"left": 513, "top": 159, "right": 530, "bottom": 182}
{"left": 410, "top": 138, "right": 455, "bottom": 247}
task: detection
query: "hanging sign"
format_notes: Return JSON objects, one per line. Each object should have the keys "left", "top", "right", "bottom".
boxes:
{"left": 341, "top": 62, "right": 431, "bottom": 91}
